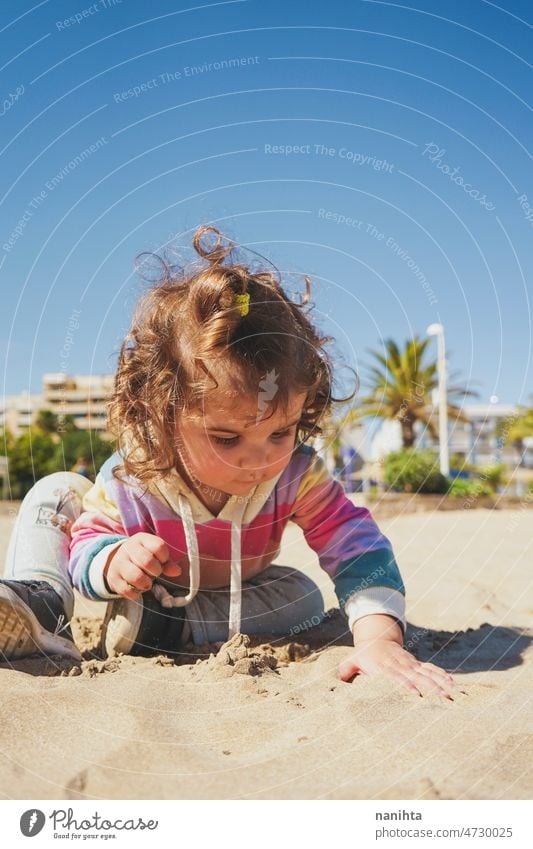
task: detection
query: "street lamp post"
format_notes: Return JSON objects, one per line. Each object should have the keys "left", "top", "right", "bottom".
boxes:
{"left": 427, "top": 323, "right": 449, "bottom": 477}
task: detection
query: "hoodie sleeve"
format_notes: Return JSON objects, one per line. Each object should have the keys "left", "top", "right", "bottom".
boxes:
{"left": 290, "top": 447, "right": 406, "bottom": 634}
{"left": 68, "top": 470, "right": 129, "bottom": 601}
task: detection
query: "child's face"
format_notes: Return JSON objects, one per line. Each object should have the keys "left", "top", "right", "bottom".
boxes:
{"left": 174, "top": 390, "right": 308, "bottom": 497}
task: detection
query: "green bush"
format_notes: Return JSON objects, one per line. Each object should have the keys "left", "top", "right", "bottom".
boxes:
{"left": 449, "top": 453, "right": 476, "bottom": 474}
{"left": 6, "top": 428, "right": 56, "bottom": 498}
{"left": 476, "top": 464, "right": 507, "bottom": 491}
{"left": 2, "top": 426, "right": 115, "bottom": 499}
{"left": 47, "top": 429, "right": 115, "bottom": 478}
{"left": 383, "top": 449, "right": 449, "bottom": 494}
{"left": 447, "top": 478, "right": 493, "bottom": 498}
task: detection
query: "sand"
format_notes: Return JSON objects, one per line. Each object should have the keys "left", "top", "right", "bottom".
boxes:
{"left": 0, "top": 504, "right": 532, "bottom": 800}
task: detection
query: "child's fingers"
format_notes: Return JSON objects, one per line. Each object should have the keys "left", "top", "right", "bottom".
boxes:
{"left": 135, "top": 533, "right": 174, "bottom": 567}
{"left": 418, "top": 661, "right": 456, "bottom": 684}
{"left": 113, "top": 578, "right": 146, "bottom": 600}
{"left": 161, "top": 560, "right": 182, "bottom": 577}
{"left": 122, "top": 564, "right": 154, "bottom": 593}
{"left": 402, "top": 668, "right": 456, "bottom": 699}
{"left": 337, "top": 657, "right": 361, "bottom": 681}
{"left": 124, "top": 539, "right": 167, "bottom": 578}
{"left": 404, "top": 661, "right": 466, "bottom": 695}
{"left": 381, "top": 667, "right": 423, "bottom": 696}
{"left": 419, "top": 667, "right": 467, "bottom": 697}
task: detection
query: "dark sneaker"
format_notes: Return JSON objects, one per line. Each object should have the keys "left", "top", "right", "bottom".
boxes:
{"left": 0, "top": 579, "right": 82, "bottom": 662}
{"left": 100, "top": 589, "right": 186, "bottom": 659}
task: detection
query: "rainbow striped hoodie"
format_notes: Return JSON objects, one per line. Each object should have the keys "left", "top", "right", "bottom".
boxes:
{"left": 68, "top": 443, "right": 406, "bottom": 636}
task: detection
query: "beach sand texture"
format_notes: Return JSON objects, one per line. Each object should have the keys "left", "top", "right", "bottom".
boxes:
{"left": 0, "top": 505, "right": 532, "bottom": 800}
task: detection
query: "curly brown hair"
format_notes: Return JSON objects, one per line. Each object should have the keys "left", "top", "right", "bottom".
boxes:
{"left": 107, "top": 225, "right": 357, "bottom": 490}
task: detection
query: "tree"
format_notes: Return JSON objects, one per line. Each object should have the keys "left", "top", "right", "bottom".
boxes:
{"left": 48, "top": 429, "right": 115, "bottom": 478}
{"left": 0, "top": 426, "right": 15, "bottom": 455}
{"left": 35, "top": 409, "right": 77, "bottom": 434}
{"left": 345, "top": 336, "right": 477, "bottom": 448}
{"left": 2, "top": 425, "right": 115, "bottom": 499}
{"left": 498, "top": 407, "right": 533, "bottom": 467}
{"left": 0, "top": 427, "right": 15, "bottom": 499}
{"left": 4, "top": 427, "right": 56, "bottom": 498}
{"left": 34, "top": 409, "right": 59, "bottom": 434}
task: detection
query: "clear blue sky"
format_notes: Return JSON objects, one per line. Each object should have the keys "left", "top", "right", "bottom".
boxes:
{"left": 1, "top": 0, "right": 532, "bottom": 408}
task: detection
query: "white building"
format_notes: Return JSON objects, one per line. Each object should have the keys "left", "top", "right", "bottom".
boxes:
{"left": 342, "top": 403, "right": 532, "bottom": 470}
{"left": 1, "top": 373, "right": 115, "bottom": 437}
{"left": 42, "top": 372, "right": 114, "bottom": 434}
{"left": 0, "top": 391, "right": 43, "bottom": 436}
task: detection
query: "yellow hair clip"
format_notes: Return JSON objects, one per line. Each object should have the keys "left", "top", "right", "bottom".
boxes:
{"left": 232, "top": 292, "right": 250, "bottom": 316}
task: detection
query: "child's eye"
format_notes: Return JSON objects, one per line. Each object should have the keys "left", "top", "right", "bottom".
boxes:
{"left": 272, "top": 429, "right": 292, "bottom": 440}
{"left": 210, "top": 430, "right": 292, "bottom": 447}
{"left": 212, "top": 435, "right": 238, "bottom": 446}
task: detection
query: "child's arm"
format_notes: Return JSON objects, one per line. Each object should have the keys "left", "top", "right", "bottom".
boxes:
{"left": 339, "top": 613, "right": 459, "bottom": 700}
{"left": 291, "top": 447, "right": 406, "bottom": 632}
{"left": 291, "top": 448, "right": 460, "bottom": 699}
{"left": 69, "top": 462, "right": 182, "bottom": 602}
{"left": 68, "top": 470, "right": 130, "bottom": 601}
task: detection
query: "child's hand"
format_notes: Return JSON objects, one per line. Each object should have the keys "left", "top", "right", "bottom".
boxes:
{"left": 338, "top": 639, "right": 460, "bottom": 700}
{"left": 103, "top": 533, "right": 182, "bottom": 600}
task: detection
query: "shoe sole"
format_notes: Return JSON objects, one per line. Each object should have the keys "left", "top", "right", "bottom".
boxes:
{"left": 0, "top": 586, "right": 82, "bottom": 662}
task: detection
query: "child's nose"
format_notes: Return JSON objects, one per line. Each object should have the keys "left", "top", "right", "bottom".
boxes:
{"left": 238, "top": 445, "right": 269, "bottom": 471}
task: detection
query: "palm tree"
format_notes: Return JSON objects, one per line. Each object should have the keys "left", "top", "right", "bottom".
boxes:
{"left": 498, "top": 406, "right": 533, "bottom": 467}
{"left": 345, "top": 336, "right": 477, "bottom": 448}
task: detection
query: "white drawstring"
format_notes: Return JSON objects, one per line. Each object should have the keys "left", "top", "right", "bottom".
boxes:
{"left": 151, "top": 491, "right": 247, "bottom": 638}
{"left": 152, "top": 493, "right": 200, "bottom": 609}
{"left": 228, "top": 517, "right": 243, "bottom": 639}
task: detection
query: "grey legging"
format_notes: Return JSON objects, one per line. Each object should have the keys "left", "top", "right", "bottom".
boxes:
{"left": 3, "top": 471, "right": 326, "bottom": 646}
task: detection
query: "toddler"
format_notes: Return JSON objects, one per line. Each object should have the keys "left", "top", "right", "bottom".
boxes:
{"left": 0, "top": 226, "right": 456, "bottom": 698}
